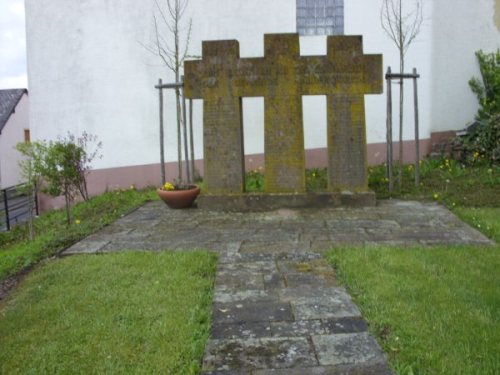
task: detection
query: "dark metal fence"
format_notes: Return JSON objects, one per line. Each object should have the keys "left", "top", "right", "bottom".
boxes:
{"left": 0, "top": 184, "right": 38, "bottom": 231}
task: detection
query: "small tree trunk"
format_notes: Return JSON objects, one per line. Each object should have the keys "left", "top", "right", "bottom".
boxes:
{"left": 78, "top": 174, "right": 89, "bottom": 201}
{"left": 398, "top": 0, "right": 404, "bottom": 189}
{"left": 64, "top": 187, "right": 71, "bottom": 226}
{"left": 175, "top": 87, "right": 183, "bottom": 181}
{"left": 27, "top": 187, "right": 35, "bottom": 241}
{"left": 399, "top": 56, "right": 404, "bottom": 189}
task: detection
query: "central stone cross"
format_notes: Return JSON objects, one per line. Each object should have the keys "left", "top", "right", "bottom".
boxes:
{"left": 184, "top": 33, "right": 382, "bottom": 194}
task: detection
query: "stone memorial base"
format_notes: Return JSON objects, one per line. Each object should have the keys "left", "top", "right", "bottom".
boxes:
{"left": 197, "top": 191, "right": 376, "bottom": 212}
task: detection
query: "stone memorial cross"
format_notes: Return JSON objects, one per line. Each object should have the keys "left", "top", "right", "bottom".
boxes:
{"left": 184, "top": 33, "right": 382, "bottom": 195}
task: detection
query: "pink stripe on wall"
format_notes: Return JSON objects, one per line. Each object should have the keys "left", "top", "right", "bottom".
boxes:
{"left": 38, "top": 136, "right": 437, "bottom": 211}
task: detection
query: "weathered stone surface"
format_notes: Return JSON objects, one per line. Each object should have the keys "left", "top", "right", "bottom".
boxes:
{"left": 263, "top": 272, "right": 286, "bottom": 291}
{"left": 253, "top": 362, "right": 393, "bottom": 374}
{"left": 271, "top": 319, "right": 325, "bottom": 337}
{"left": 292, "top": 296, "right": 362, "bottom": 320}
{"left": 211, "top": 322, "right": 272, "bottom": 340}
{"left": 215, "top": 272, "right": 265, "bottom": 291}
{"left": 279, "top": 286, "right": 349, "bottom": 303}
{"left": 196, "top": 192, "right": 376, "bottom": 211}
{"left": 278, "top": 259, "right": 338, "bottom": 287}
{"left": 63, "top": 200, "right": 492, "bottom": 256}
{"left": 312, "top": 333, "right": 386, "bottom": 366}
{"left": 203, "top": 337, "right": 318, "bottom": 371}
{"left": 213, "top": 301, "right": 293, "bottom": 324}
{"left": 240, "top": 241, "right": 305, "bottom": 254}
{"left": 214, "top": 289, "right": 277, "bottom": 304}
{"left": 322, "top": 317, "right": 369, "bottom": 334}
{"left": 185, "top": 33, "right": 382, "bottom": 195}
{"left": 62, "top": 240, "right": 109, "bottom": 255}
{"left": 202, "top": 370, "right": 251, "bottom": 375}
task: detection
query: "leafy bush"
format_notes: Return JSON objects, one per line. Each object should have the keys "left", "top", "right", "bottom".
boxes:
{"left": 306, "top": 168, "right": 328, "bottom": 191}
{"left": 245, "top": 169, "right": 264, "bottom": 192}
{"left": 460, "top": 114, "right": 500, "bottom": 164}
{"left": 459, "top": 50, "right": 500, "bottom": 164}
{"left": 16, "top": 132, "right": 102, "bottom": 231}
{"left": 469, "top": 50, "right": 500, "bottom": 121}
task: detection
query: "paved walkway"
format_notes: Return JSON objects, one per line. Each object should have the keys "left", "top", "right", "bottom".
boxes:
{"left": 63, "top": 200, "right": 491, "bottom": 374}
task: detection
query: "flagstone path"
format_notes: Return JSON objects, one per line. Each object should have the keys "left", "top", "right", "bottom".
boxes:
{"left": 63, "top": 200, "right": 491, "bottom": 374}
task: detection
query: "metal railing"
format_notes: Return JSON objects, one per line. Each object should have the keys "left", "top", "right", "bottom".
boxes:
{"left": 0, "top": 184, "right": 38, "bottom": 231}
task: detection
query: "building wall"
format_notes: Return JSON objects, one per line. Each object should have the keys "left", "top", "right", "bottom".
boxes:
{"left": 25, "top": 0, "right": 500, "bottom": 198}
{"left": 431, "top": 0, "right": 500, "bottom": 132}
{"left": 0, "top": 93, "right": 29, "bottom": 188}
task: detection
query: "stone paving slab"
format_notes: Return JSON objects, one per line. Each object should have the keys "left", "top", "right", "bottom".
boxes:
{"left": 203, "top": 249, "right": 388, "bottom": 374}
{"left": 312, "top": 333, "right": 386, "bottom": 366}
{"left": 60, "top": 199, "right": 494, "bottom": 374}
{"left": 62, "top": 200, "right": 492, "bottom": 255}
{"left": 203, "top": 337, "right": 318, "bottom": 371}
{"left": 213, "top": 301, "right": 294, "bottom": 324}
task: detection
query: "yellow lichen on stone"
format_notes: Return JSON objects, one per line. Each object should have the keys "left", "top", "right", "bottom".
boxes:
{"left": 184, "top": 33, "right": 382, "bottom": 196}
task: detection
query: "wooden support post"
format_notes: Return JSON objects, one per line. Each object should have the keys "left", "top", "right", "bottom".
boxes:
{"left": 413, "top": 68, "right": 420, "bottom": 188}
{"left": 189, "top": 99, "right": 195, "bottom": 183}
{"left": 181, "top": 76, "right": 191, "bottom": 183}
{"left": 158, "top": 79, "right": 166, "bottom": 186}
{"left": 386, "top": 67, "right": 394, "bottom": 193}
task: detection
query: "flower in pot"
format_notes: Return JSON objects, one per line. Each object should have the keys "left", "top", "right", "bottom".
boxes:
{"left": 157, "top": 179, "right": 200, "bottom": 209}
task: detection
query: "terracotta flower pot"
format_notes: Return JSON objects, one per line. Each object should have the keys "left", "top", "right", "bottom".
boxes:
{"left": 157, "top": 185, "right": 200, "bottom": 209}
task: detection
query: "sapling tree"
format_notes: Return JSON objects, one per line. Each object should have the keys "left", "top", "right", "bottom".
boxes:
{"left": 61, "top": 132, "right": 103, "bottom": 201}
{"left": 43, "top": 133, "right": 102, "bottom": 225}
{"left": 144, "top": 0, "right": 193, "bottom": 180}
{"left": 16, "top": 141, "right": 48, "bottom": 240}
{"left": 43, "top": 141, "right": 85, "bottom": 225}
{"left": 381, "top": 0, "right": 423, "bottom": 186}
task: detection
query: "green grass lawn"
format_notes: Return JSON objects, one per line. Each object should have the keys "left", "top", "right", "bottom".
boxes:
{"left": 0, "top": 251, "right": 217, "bottom": 374}
{"left": 452, "top": 207, "right": 500, "bottom": 243}
{"left": 0, "top": 188, "right": 157, "bottom": 282}
{"left": 369, "top": 159, "right": 500, "bottom": 207}
{"left": 327, "top": 208, "right": 500, "bottom": 374}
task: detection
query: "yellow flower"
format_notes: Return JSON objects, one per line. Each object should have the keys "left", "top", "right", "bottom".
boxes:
{"left": 163, "top": 182, "right": 175, "bottom": 191}
{"left": 433, "top": 193, "right": 439, "bottom": 200}
{"left": 75, "top": 219, "right": 81, "bottom": 225}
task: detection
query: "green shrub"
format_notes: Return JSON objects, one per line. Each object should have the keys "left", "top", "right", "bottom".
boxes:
{"left": 305, "top": 168, "right": 328, "bottom": 191}
{"left": 245, "top": 169, "right": 264, "bottom": 192}
{"left": 459, "top": 50, "right": 500, "bottom": 164}
{"left": 469, "top": 50, "right": 500, "bottom": 120}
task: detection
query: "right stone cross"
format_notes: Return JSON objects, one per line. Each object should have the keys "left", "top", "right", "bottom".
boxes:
{"left": 184, "top": 33, "right": 382, "bottom": 195}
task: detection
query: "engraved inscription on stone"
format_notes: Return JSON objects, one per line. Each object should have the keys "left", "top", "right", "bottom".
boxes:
{"left": 184, "top": 33, "right": 382, "bottom": 194}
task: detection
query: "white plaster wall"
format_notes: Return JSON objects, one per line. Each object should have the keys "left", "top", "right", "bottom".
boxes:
{"left": 0, "top": 93, "right": 29, "bottom": 188}
{"left": 431, "top": 0, "right": 500, "bottom": 132}
{"left": 26, "top": 0, "right": 493, "bottom": 173}
{"left": 26, "top": 0, "right": 163, "bottom": 170}
{"left": 346, "top": 0, "right": 434, "bottom": 149}
{"left": 25, "top": 0, "right": 295, "bottom": 170}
